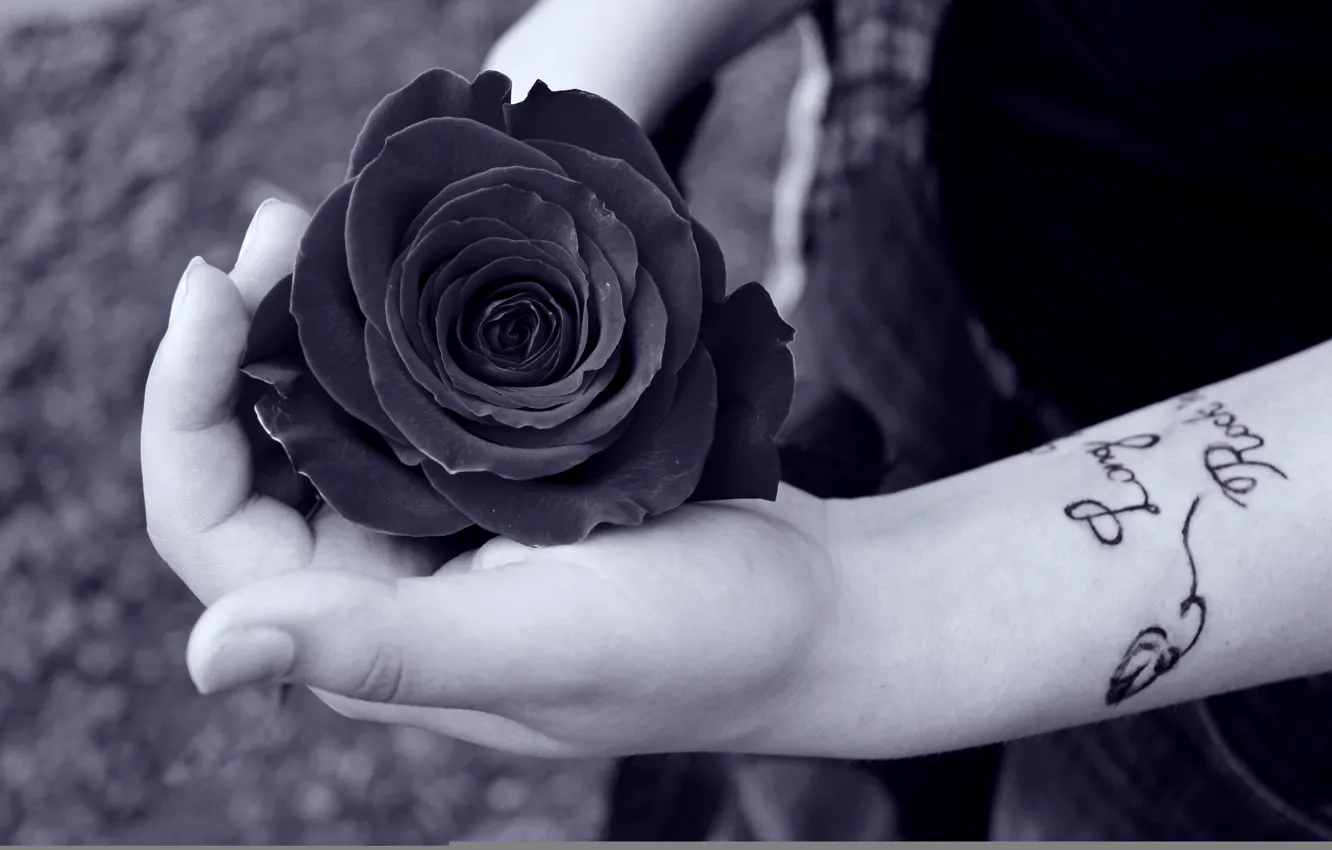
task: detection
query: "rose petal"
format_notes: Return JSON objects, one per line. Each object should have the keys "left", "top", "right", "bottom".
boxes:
{"left": 474, "top": 295, "right": 555, "bottom": 363}
{"left": 507, "top": 81, "right": 723, "bottom": 306}
{"left": 507, "top": 82, "right": 723, "bottom": 304}
{"left": 406, "top": 182, "right": 582, "bottom": 262}
{"left": 290, "top": 180, "right": 408, "bottom": 445}
{"left": 463, "top": 266, "right": 667, "bottom": 446}
{"left": 345, "top": 118, "right": 565, "bottom": 336}
{"left": 691, "top": 283, "right": 796, "bottom": 501}
{"left": 691, "top": 218, "right": 728, "bottom": 306}
{"left": 508, "top": 81, "right": 685, "bottom": 215}
{"left": 236, "top": 277, "right": 320, "bottom": 515}
{"left": 438, "top": 258, "right": 596, "bottom": 410}
{"left": 528, "top": 139, "right": 701, "bottom": 375}
{"left": 446, "top": 250, "right": 623, "bottom": 401}
{"left": 417, "top": 241, "right": 597, "bottom": 419}
{"left": 388, "top": 218, "right": 534, "bottom": 386}
{"left": 401, "top": 166, "right": 640, "bottom": 306}
{"left": 242, "top": 274, "right": 298, "bottom": 365}
{"left": 456, "top": 282, "right": 573, "bottom": 386}
{"left": 703, "top": 283, "right": 796, "bottom": 435}
{"left": 426, "top": 345, "right": 717, "bottom": 546}
{"left": 365, "top": 327, "right": 601, "bottom": 479}
{"left": 253, "top": 371, "right": 472, "bottom": 537}
{"left": 241, "top": 276, "right": 306, "bottom": 400}
{"left": 348, "top": 68, "right": 511, "bottom": 179}
{"left": 239, "top": 376, "right": 320, "bottom": 516}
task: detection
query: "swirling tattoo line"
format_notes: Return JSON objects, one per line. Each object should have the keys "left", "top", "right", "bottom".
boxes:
{"left": 1063, "top": 434, "right": 1163, "bottom": 546}
{"left": 1105, "top": 495, "right": 1207, "bottom": 706}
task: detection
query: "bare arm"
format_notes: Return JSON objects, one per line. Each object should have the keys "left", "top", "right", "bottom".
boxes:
{"left": 482, "top": 0, "right": 816, "bottom": 129}
{"left": 802, "top": 338, "right": 1332, "bottom": 759}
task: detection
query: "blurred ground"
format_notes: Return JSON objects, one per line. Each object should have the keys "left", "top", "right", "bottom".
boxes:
{"left": 0, "top": 0, "right": 795, "bottom": 843}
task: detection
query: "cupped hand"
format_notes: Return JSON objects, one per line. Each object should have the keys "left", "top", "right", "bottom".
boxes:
{"left": 143, "top": 201, "right": 845, "bottom": 758}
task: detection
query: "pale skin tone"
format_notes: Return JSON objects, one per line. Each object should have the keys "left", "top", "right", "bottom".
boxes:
{"left": 142, "top": 0, "right": 1332, "bottom": 760}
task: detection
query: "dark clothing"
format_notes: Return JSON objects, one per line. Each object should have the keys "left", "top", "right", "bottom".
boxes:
{"left": 928, "top": 0, "right": 1332, "bottom": 427}
{"left": 797, "top": 0, "right": 1332, "bottom": 839}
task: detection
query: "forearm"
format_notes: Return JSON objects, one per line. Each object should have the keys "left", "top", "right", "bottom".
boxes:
{"left": 482, "top": 0, "right": 815, "bottom": 129}
{"left": 805, "top": 339, "right": 1332, "bottom": 759}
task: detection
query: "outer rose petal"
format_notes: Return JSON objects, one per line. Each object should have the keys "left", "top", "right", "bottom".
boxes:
{"left": 508, "top": 81, "right": 724, "bottom": 304}
{"left": 254, "top": 371, "right": 471, "bottom": 537}
{"left": 691, "top": 282, "right": 796, "bottom": 502}
{"left": 290, "top": 181, "right": 408, "bottom": 445}
{"left": 348, "top": 68, "right": 511, "bottom": 179}
{"left": 365, "top": 327, "right": 602, "bottom": 479}
{"left": 530, "top": 139, "right": 702, "bottom": 376}
{"left": 238, "top": 376, "right": 319, "bottom": 516}
{"left": 236, "top": 280, "right": 321, "bottom": 515}
{"left": 242, "top": 273, "right": 299, "bottom": 366}
{"left": 509, "top": 81, "right": 686, "bottom": 219}
{"left": 691, "top": 218, "right": 728, "bottom": 306}
{"left": 425, "top": 346, "right": 718, "bottom": 546}
{"left": 345, "top": 118, "right": 565, "bottom": 335}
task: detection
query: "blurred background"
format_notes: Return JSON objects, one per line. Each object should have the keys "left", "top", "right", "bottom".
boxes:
{"left": 0, "top": 0, "right": 802, "bottom": 843}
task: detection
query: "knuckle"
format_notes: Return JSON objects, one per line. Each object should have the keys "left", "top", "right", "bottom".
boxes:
{"left": 471, "top": 537, "right": 540, "bottom": 571}
{"left": 349, "top": 643, "right": 408, "bottom": 704}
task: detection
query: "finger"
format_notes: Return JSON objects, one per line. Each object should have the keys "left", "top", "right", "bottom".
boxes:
{"left": 142, "top": 258, "right": 312, "bottom": 602}
{"left": 229, "top": 198, "right": 310, "bottom": 314}
{"left": 185, "top": 565, "right": 628, "bottom": 709}
{"left": 312, "top": 693, "right": 581, "bottom": 758}
{"left": 309, "top": 507, "right": 460, "bottom": 580}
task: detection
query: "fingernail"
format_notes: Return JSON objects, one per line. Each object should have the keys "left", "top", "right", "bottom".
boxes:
{"left": 170, "top": 256, "right": 206, "bottom": 324}
{"left": 236, "top": 198, "right": 280, "bottom": 269}
{"left": 193, "top": 626, "right": 296, "bottom": 695}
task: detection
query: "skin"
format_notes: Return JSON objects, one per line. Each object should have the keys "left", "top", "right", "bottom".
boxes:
{"left": 147, "top": 200, "right": 1332, "bottom": 762}
{"left": 482, "top": 0, "right": 817, "bottom": 129}
{"left": 143, "top": 2, "right": 1332, "bottom": 760}
{"left": 143, "top": 201, "right": 843, "bottom": 758}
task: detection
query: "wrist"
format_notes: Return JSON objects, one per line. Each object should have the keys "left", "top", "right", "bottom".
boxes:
{"left": 731, "top": 491, "right": 920, "bottom": 757}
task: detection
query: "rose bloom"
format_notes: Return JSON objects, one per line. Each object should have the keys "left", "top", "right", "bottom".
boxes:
{"left": 239, "top": 69, "right": 795, "bottom": 547}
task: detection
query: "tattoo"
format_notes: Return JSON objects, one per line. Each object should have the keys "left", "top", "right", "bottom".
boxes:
{"left": 1180, "top": 397, "right": 1288, "bottom": 508}
{"left": 1063, "top": 434, "right": 1163, "bottom": 546}
{"left": 1106, "top": 495, "right": 1208, "bottom": 706}
{"left": 1174, "top": 389, "right": 1206, "bottom": 411}
{"left": 1028, "top": 442, "right": 1059, "bottom": 455}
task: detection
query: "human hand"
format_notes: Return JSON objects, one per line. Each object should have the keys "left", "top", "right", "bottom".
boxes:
{"left": 144, "top": 201, "right": 847, "bottom": 758}
{"left": 142, "top": 200, "right": 458, "bottom": 599}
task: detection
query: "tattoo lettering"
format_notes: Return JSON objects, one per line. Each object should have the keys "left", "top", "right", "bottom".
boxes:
{"left": 1174, "top": 389, "right": 1206, "bottom": 411}
{"left": 1181, "top": 399, "right": 1288, "bottom": 508}
{"left": 1063, "top": 434, "right": 1163, "bottom": 546}
{"left": 1106, "top": 496, "right": 1208, "bottom": 705}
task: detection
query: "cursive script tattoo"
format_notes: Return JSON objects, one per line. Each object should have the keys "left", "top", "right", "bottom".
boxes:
{"left": 1064, "top": 434, "right": 1163, "bottom": 546}
{"left": 1181, "top": 399, "right": 1288, "bottom": 508}
{"left": 1174, "top": 389, "right": 1206, "bottom": 411}
{"left": 1106, "top": 495, "right": 1208, "bottom": 706}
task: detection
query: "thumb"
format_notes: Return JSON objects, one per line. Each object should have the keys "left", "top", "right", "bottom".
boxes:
{"left": 185, "top": 563, "right": 626, "bottom": 710}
